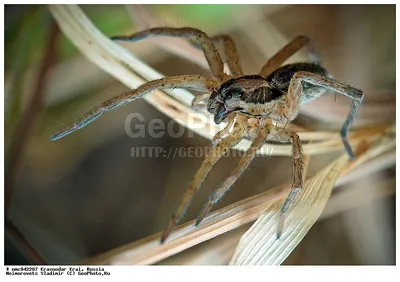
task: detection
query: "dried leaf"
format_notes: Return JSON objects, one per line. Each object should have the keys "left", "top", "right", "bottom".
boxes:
{"left": 230, "top": 153, "right": 349, "bottom": 265}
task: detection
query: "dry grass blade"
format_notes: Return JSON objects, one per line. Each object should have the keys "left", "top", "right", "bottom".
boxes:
{"left": 229, "top": 153, "right": 350, "bottom": 265}
{"left": 80, "top": 128, "right": 394, "bottom": 265}
{"left": 81, "top": 181, "right": 291, "bottom": 265}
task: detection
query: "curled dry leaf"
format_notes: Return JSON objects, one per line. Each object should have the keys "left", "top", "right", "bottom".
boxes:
{"left": 230, "top": 153, "right": 349, "bottom": 265}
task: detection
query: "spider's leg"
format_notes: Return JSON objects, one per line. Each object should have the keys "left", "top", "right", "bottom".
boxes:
{"left": 259, "top": 35, "right": 320, "bottom": 78}
{"left": 111, "top": 27, "right": 227, "bottom": 81}
{"left": 188, "top": 34, "right": 243, "bottom": 77}
{"left": 50, "top": 75, "right": 218, "bottom": 141}
{"left": 160, "top": 118, "right": 247, "bottom": 244}
{"left": 199, "top": 35, "right": 244, "bottom": 76}
{"left": 282, "top": 71, "right": 364, "bottom": 159}
{"left": 264, "top": 127, "right": 304, "bottom": 239}
{"left": 211, "top": 35, "right": 243, "bottom": 76}
{"left": 195, "top": 121, "right": 272, "bottom": 226}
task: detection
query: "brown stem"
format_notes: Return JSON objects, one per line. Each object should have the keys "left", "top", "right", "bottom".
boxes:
{"left": 5, "top": 15, "right": 60, "bottom": 265}
{"left": 5, "top": 219, "right": 47, "bottom": 265}
{"left": 5, "top": 17, "right": 59, "bottom": 215}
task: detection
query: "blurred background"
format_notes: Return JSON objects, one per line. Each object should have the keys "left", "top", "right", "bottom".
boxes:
{"left": 4, "top": 4, "right": 395, "bottom": 265}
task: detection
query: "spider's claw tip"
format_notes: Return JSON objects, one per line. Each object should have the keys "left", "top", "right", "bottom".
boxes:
{"left": 50, "top": 133, "right": 62, "bottom": 141}
{"left": 160, "top": 232, "right": 168, "bottom": 245}
{"left": 110, "top": 36, "right": 122, "bottom": 41}
{"left": 341, "top": 136, "right": 356, "bottom": 160}
{"left": 195, "top": 214, "right": 207, "bottom": 226}
{"left": 346, "top": 148, "right": 355, "bottom": 161}
{"left": 194, "top": 212, "right": 206, "bottom": 226}
{"left": 277, "top": 213, "right": 285, "bottom": 240}
{"left": 160, "top": 220, "right": 176, "bottom": 244}
{"left": 195, "top": 205, "right": 210, "bottom": 226}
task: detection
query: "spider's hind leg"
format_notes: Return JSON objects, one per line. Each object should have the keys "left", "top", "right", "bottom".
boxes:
{"left": 281, "top": 71, "right": 364, "bottom": 160}
{"left": 264, "top": 127, "right": 305, "bottom": 239}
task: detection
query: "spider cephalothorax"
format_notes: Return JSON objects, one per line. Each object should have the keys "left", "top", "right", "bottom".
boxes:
{"left": 207, "top": 62, "right": 330, "bottom": 125}
{"left": 207, "top": 75, "right": 287, "bottom": 124}
{"left": 50, "top": 27, "right": 363, "bottom": 244}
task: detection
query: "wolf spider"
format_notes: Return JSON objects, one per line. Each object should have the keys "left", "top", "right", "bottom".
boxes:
{"left": 51, "top": 27, "right": 363, "bottom": 243}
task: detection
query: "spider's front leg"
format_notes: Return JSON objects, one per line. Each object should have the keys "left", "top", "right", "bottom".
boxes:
{"left": 189, "top": 34, "right": 243, "bottom": 77}
{"left": 195, "top": 119, "right": 272, "bottom": 225}
{"left": 210, "top": 35, "right": 243, "bottom": 77}
{"left": 50, "top": 75, "right": 218, "bottom": 140}
{"left": 160, "top": 116, "right": 248, "bottom": 243}
{"left": 281, "top": 71, "right": 364, "bottom": 159}
{"left": 264, "top": 127, "right": 304, "bottom": 239}
{"left": 111, "top": 27, "right": 228, "bottom": 81}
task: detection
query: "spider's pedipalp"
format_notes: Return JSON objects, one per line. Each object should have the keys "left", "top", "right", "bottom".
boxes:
{"left": 50, "top": 75, "right": 218, "bottom": 141}
{"left": 160, "top": 116, "right": 247, "bottom": 244}
{"left": 112, "top": 27, "right": 228, "bottom": 81}
{"left": 191, "top": 93, "right": 210, "bottom": 111}
{"left": 195, "top": 121, "right": 272, "bottom": 226}
{"left": 211, "top": 113, "right": 237, "bottom": 146}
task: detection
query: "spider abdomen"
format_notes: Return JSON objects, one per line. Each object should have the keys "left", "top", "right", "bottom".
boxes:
{"left": 266, "top": 62, "right": 330, "bottom": 105}
{"left": 266, "top": 62, "right": 329, "bottom": 93}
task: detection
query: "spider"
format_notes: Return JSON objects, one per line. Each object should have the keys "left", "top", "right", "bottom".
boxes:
{"left": 50, "top": 27, "right": 363, "bottom": 244}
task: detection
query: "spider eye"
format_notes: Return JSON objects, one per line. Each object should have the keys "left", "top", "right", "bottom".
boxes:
{"left": 225, "top": 93, "right": 232, "bottom": 99}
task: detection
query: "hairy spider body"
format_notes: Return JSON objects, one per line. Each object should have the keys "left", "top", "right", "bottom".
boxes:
{"left": 51, "top": 27, "right": 363, "bottom": 244}
{"left": 208, "top": 62, "right": 329, "bottom": 125}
